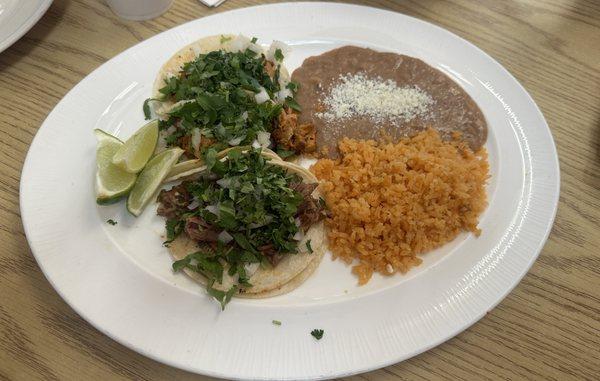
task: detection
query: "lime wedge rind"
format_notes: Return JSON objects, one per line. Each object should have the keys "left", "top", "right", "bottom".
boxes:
{"left": 126, "top": 148, "right": 184, "bottom": 216}
{"left": 95, "top": 129, "right": 137, "bottom": 204}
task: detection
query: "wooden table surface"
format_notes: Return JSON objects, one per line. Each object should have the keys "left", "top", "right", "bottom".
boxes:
{"left": 1, "top": 0, "right": 599, "bottom": 380}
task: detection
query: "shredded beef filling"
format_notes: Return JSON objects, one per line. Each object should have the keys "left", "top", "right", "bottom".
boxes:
{"left": 290, "top": 182, "right": 325, "bottom": 230}
{"left": 185, "top": 216, "right": 220, "bottom": 242}
{"left": 157, "top": 183, "right": 191, "bottom": 219}
{"left": 157, "top": 178, "right": 325, "bottom": 266}
{"left": 258, "top": 243, "right": 284, "bottom": 266}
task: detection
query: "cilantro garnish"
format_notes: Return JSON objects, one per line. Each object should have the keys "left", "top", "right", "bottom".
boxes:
{"left": 106, "top": 219, "right": 117, "bottom": 226}
{"left": 274, "top": 48, "right": 284, "bottom": 62}
{"left": 275, "top": 149, "right": 295, "bottom": 159}
{"left": 163, "top": 218, "right": 184, "bottom": 246}
{"left": 286, "top": 81, "right": 299, "bottom": 93}
{"left": 284, "top": 96, "right": 301, "bottom": 112}
{"left": 272, "top": 320, "right": 282, "bottom": 326}
{"left": 154, "top": 47, "right": 292, "bottom": 156}
{"left": 168, "top": 148, "right": 309, "bottom": 308}
{"left": 306, "top": 240, "right": 313, "bottom": 254}
{"left": 208, "top": 283, "right": 237, "bottom": 310}
{"left": 142, "top": 98, "right": 160, "bottom": 120}
{"left": 220, "top": 35, "right": 232, "bottom": 44}
{"left": 311, "top": 329, "right": 324, "bottom": 340}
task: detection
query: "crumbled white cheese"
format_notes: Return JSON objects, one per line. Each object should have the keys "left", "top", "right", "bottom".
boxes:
{"left": 317, "top": 73, "right": 433, "bottom": 123}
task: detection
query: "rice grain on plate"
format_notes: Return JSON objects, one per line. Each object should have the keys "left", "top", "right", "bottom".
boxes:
{"left": 311, "top": 129, "right": 489, "bottom": 284}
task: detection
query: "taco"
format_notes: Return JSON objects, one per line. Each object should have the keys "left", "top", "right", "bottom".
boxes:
{"left": 147, "top": 34, "right": 317, "bottom": 161}
{"left": 156, "top": 148, "right": 327, "bottom": 308}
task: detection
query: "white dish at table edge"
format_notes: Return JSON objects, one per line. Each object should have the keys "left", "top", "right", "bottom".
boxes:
{"left": 0, "top": 0, "right": 52, "bottom": 53}
{"left": 20, "top": 3, "right": 560, "bottom": 380}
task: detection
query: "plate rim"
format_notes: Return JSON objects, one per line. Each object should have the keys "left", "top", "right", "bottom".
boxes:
{"left": 20, "top": 2, "right": 560, "bottom": 379}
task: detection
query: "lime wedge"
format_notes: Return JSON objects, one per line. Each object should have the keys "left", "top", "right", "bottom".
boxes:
{"left": 95, "top": 129, "right": 137, "bottom": 205}
{"left": 126, "top": 148, "right": 184, "bottom": 216}
{"left": 112, "top": 120, "right": 159, "bottom": 173}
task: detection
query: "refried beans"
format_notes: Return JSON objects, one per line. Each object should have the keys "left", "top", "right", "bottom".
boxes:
{"left": 292, "top": 46, "right": 488, "bottom": 158}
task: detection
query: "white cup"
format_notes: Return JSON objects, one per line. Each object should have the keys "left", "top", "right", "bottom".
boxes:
{"left": 106, "top": 0, "right": 174, "bottom": 21}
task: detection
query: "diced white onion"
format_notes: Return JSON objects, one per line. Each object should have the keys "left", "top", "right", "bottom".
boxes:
{"left": 204, "top": 204, "right": 219, "bottom": 215}
{"left": 241, "top": 111, "right": 249, "bottom": 120}
{"left": 244, "top": 262, "right": 260, "bottom": 277}
{"left": 254, "top": 87, "right": 270, "bottom": 104}
{"left": 191, "top": 129, "right": 202, "bottom": 153}
{"left": 293, "top": 230, "right": 304, "bottom": 241}
{"left": 218, "top": 230, "right": 233, "bottom": 244}
{"left": 229, "top": 34, "right": 251, "bottom": 52}
{"left": 266, "top": 40, "right": 290, "bottom": 62}
{"left": 187, "top": 198, "right": 200, "bottom": 210}
{"left": 294, "top": 217, "right": 302, "bottom": 227}
{"left": 251, "top": 139, "right": 261, "bottom": 149}
{"left": 257, "top": 131, "right": 271, "bottom": 148}
{"left": 216, "top": 178, "right": 232, "bottom": 188}
{"left": 228, "top": 136, "right": 244, "bottom": 146}
{"left": 248, "top": 42, "right": 263, "bottom": 54}
{"left": 276, "top": 88, "right": 292, "bottom": 103}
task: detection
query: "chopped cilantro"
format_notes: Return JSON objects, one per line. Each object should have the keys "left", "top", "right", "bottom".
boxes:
{"left": 106, "top": 219, "right": 117, "bottom": 226}
{"left": 306, "top": 240, "right": 313, "bottom": 254}
{"left": 220, "top": 35, "right": 232, "bottom": 44}
{"left": 207, "top": 283, "right": 237, "bottom": 310}
{"left": 172, "top": 256, "right": 191, "bottom": 272}
{"left": 286, "top": 81, "right": 299, "bottom": 93}
{"left": 311, "top": 329, "right": 324, "bottom": 340}
{"left": 163, "top": 218, "right": 184, "bottom": 246}
{"left": 250, "top": 37, "right": 258, "bottom": 43}
{"left": 275, "top": 149, "right": 295, "bottom": 159}
{"left": 142, "top": 98, "right": 159, "bottom": 120}
{"left": 274, "top": 48, "right": 284, "bottom": 62}
{"left": 272, "top": 320, "right": 282, "bottom": 326}
{"left": 284, "top": 96, "right": 301, "bottom": 112}
{"left": 152, "top": 45, "right": 300, "bottom": 157}
{"left": 169, "top": 149, "right": 309, "bottom": 308}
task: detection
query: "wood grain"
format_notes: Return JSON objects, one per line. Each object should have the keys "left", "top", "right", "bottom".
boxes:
{"left": 1, "top": 0, "right": 599, "bottom": 379}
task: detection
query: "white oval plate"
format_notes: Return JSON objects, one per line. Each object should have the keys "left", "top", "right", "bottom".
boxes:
{"left": 20, "top": 3, "right": 560, "bottom": 380}
{"left": 0, "top": 0, "right": 52, "bottom": 53}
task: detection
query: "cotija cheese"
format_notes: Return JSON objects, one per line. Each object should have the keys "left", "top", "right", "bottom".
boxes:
{"left": 317, "top": 73, "right": 433, "bottom": 123}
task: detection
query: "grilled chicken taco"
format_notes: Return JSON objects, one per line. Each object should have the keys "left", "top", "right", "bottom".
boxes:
{"left": 157, "top": 148, "right": 326, "bottom": 307}
{"left": 147, "top": 34, "right": 317, "bottom": 161}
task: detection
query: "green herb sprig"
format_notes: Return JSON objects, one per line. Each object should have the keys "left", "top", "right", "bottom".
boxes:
{"left": 311, "top": 329, "right": 324, "bottom": 340}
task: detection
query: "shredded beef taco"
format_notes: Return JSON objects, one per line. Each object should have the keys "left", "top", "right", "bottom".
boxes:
{"left": 147, "top": 34, "right": 317, "bottom": 161}
{"left": 156, "top": 148, "right": 327, "bottom": 307}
